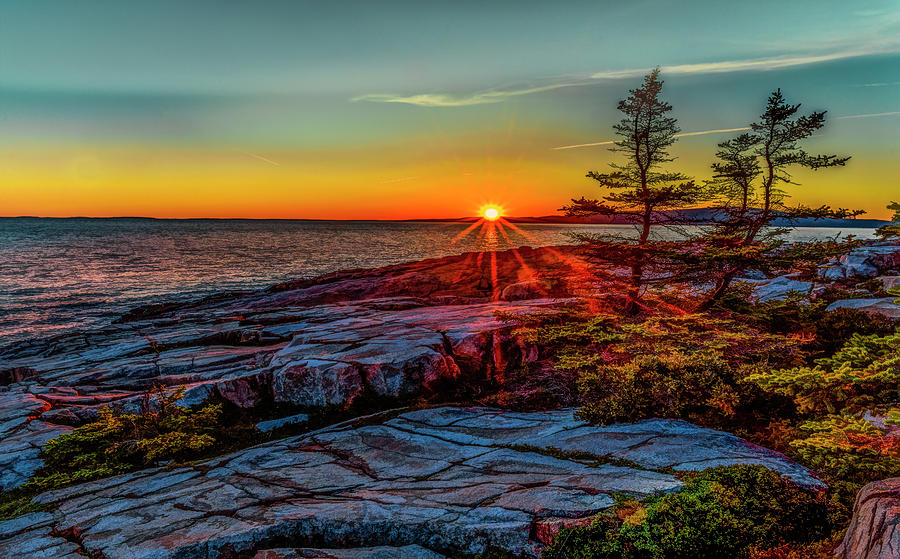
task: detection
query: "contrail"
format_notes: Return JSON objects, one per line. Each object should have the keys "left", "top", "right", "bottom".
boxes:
{"left": 552, "top": 127, "right": 751, "bottom": 150}
{"left": 837, "top": 111, "right": 900, "bottom": 119}
{"left": 552, "top": 111, "right": 900, "bottom": 151}
{"left": 235, "top": 149, "right": 281, "bottom": 166}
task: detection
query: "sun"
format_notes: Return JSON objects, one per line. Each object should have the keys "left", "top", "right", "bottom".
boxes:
{"left": 483, "top": 207, "right": 500, "bottom": 221}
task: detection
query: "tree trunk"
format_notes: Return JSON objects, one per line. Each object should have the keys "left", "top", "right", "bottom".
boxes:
{"left": 625, "top": 204, "right": 653, "bottom": 314}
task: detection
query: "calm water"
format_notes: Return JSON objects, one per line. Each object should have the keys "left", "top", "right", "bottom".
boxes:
{"left": 0, "top": 218, "right": 876, "bottom": 347}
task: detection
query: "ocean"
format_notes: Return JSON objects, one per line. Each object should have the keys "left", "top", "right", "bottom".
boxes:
{"left": 0, "top": 218, "right": 877, "bottom": 347}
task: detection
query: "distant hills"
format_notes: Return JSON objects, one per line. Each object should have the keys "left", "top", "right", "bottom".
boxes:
{"left": 421, "top": 208, "right": 888, "bottom": 228}
{"left": 2, "top": 212, "right": 890, "bottom": 227}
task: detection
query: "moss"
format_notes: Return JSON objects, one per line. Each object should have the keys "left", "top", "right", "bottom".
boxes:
{"left": 543, "top": 465, "right": 830, "bottom": 559}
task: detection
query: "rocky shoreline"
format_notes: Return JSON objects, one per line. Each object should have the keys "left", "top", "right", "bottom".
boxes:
{"left": 2, "top": 243, "right": 899, "bottom": 558}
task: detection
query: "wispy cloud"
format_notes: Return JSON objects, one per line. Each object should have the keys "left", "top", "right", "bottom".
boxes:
{"left": 552, "top": 127, "right": 751, "bottom": 150}
{"left": 590, "top": 49, "right": 891, "bottom": 80}
{"left": 352, "top": 81, "right": 587, "bottom": 107}
{"left": 837, "top": 110, "right": 900, "bottom": 119}
{"left": 355, "top": 43, "right": 900, "bottom": 108}
{"left": 551, "top": 112, "right": 900, "bottom": 150}
{"left": 379, "top": 175, "right": 419, "bottom": 184}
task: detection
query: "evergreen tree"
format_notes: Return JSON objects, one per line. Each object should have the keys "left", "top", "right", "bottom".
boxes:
{"left": 697, "top": 89, "right": 856, "bottom": 307}
{"left": 561, "top": 69, "right": 700, "bottom": 313}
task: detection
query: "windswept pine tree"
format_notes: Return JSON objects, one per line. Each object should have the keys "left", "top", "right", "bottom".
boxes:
{"left": 561, "top": 69, "right": 700, "bottom": 313}
{"left": 696, "top": 89, "right": 857, "bottom": 307}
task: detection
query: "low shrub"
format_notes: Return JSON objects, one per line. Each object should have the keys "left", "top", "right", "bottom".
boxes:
{"left": 28, "top": 386, "right": 260, "bottom": 493}
{"left": 543, "top": 465, "right": 830, "bottom": 559}
{"left": 745, "top": 329, "right": 900, "bottom": 484}
{"left": 576, "top": 350, "right": 744, "bottom": 426}
{"left": 715, "top": 286, "right": 897, "bottom": 359}
{"left": 507, "top": 307, "right": 799, "bottom": 428}
{"left": 745, "top": 329, "right": 899, "bottom": 415}
{"left": 789, "top": 413, "right": 900, "bottom": 483}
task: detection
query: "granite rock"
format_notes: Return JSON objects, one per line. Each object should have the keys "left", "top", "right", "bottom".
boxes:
{"left": 0, "top": 407, "right": 823, "bottom": 559}
{"left": 827, "top": 297, "right": 900, "bottom": 318}
{"left": 837, "top": 477, "right": 900, "bottom": 559}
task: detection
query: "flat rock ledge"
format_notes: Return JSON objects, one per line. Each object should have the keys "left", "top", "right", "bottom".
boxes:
{"left": 0, "top": 406, "right": 823, "bottom": 559}
{"left": 837, "top": 477, "right": 900, "bottom": 559}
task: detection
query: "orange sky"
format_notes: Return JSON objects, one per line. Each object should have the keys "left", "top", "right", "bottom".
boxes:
{"left": 2, "top": 130, "right": 895, "bottom": 220}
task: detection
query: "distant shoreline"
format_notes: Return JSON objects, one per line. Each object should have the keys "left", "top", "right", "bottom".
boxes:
{"left": 0, "top": 214, "right": 889, "bottom": 228}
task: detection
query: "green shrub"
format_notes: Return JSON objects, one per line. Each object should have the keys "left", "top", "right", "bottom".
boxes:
{"left": 504, "top": 307, "right": 798, "bottom": 428}
{"left": 789, "top": 412, "right": 900, "bottom": 483}
{"left": 28, "top": 387, "right": 249, "bottom": 492}
{"left": 745, "top": 329, "right": 899, "bottom": 415}
{"left": 507, "top": 308, "right": 799, "bottom": 369}
{"left": 716, "top": 285, "right": 897, "bottom": 358}
{"left": 576, "top": 350, "right": 743, "bottom": 425}
{"left": 543, "top": 465, "right": 830, "bottom": 559}
{"left": 805, "top": 307, "right": 898, "bottom": 357}
{"left": 745, "top": 330, "right": 899, "bottom": 484}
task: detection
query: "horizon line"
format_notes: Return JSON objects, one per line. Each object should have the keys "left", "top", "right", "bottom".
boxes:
{"left": 2, "top": 214, "right": 889, "bottom": 223}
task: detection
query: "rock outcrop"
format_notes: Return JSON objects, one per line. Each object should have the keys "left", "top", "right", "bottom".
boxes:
{"left": 0, "top": 247, "right": 587, "bottom": 489}
{"left": 837, "top": 477, "right": 900, "bottom": 559}
{"left": 819, "top": 243, "right": 900, "bottom": 280}
{"left": 0, "top": 406, "right": 823, "bottom": 559}
{"left": 827, "top": 297, "right": 900, "bottom": 318}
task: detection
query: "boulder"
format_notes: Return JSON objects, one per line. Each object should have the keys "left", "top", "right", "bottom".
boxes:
{"left": 272, "top": 359, "right": 365, "bottom": 407}
{"left": 741, "top": 274, "right": 813, "bottom": 303}
{"left": 500, "top": 279, "right": 557, "bottom": 301}
{"left": 837, "top": 477, "right": 900, "bottom": 559}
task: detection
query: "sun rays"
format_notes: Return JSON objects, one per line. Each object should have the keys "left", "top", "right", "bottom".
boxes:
{"left": 446, "top": 206, "right": 690, "bottom": 312}
{"left": 449, "top": 208, "right": 597, "bottom": 302}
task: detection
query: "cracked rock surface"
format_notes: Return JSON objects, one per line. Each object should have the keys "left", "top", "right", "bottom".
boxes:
{"left": 0, "top": 386, "right": 70, "bottom": 490}
{"left": 0, "top": 406, "right": 823, "bottom": 559}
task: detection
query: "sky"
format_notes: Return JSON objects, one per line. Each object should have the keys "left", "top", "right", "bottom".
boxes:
{"left": 0, "top": 0, "right": 898, "bottom": 219}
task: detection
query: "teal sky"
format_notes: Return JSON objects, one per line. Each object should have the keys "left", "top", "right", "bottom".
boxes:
{"left": 0, "top": 0, "right": 898, "bottom": 218}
